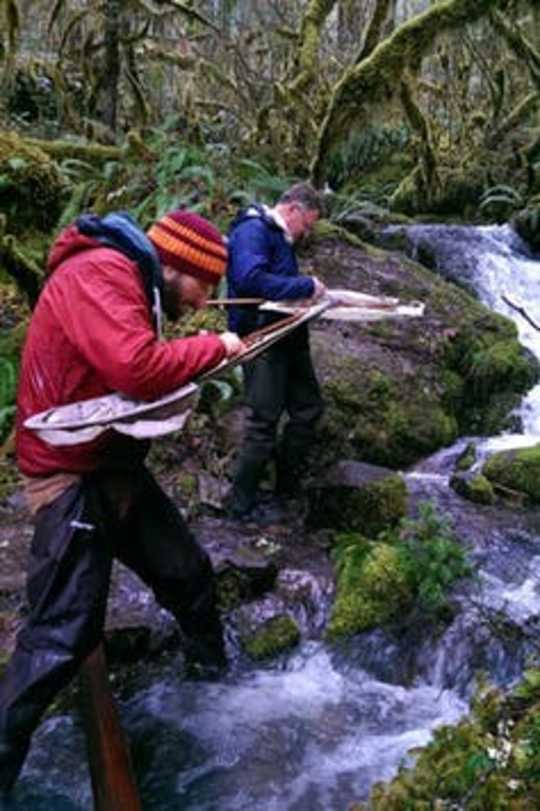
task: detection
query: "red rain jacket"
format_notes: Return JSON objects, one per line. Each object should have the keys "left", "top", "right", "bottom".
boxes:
{"left": 16, "top": 225, "right": 226, "bottom": 476}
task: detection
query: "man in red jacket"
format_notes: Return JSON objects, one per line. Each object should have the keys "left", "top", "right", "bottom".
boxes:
{"left": 0, "top": 209, "right": 244, "bottom": 796}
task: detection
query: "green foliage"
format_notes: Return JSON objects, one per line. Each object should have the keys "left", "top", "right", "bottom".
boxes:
{"left": 478, "top": 185, "right": 524, "bottom": 223}
{"left": 327, "top": 502, "right": 470, "bottom": 639}
{"left": 367, "top": 669, "right": 540, "bottom": 808}
{"left": 327, "top": 125, "right": 410, "bottom": 190}
{"left": 393, "top": 501, "right": 471, "bottom": 614}
{"left": 0, "top": 357, "right": 17, "bottom": 442}
{"left": 133, "top": 144, "right": 215, "bottom": 223}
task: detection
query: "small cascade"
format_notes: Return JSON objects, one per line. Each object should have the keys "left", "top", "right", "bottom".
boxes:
{"left": 393, "top": 223, "right": 540, "bottom": 443}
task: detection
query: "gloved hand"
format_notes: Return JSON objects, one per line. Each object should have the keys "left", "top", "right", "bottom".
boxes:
{"left": 219, "top": 331, "right": 246, "bottom": 357}
{"left": 310, "top": 276, "right": 327, "bottom": 302}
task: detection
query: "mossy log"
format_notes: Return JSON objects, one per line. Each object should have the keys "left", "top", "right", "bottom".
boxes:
{"left": 25, "top": 136, "right": 122, "bottom": 163}
{"left": 311, "top": 0, "right": 508, "bottom": 185}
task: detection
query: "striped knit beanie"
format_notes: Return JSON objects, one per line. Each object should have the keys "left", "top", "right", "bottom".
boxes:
{"left": 147, "top": 210, "right": 227, "bottom": 285}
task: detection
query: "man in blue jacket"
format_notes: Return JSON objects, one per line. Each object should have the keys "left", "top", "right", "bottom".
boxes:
{"left": 226, "top": 182, "right": 327, "bottom": 520}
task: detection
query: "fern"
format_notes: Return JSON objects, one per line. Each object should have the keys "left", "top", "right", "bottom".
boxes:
{"left": 0, "top": 357, "right": 18, "bottom": 443}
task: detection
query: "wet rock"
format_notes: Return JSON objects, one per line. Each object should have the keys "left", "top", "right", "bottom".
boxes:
{"left": 326, "top": 541, "right": 412, "bottom": 640}
{"left": 450, "top": 472, "right": 496, "bottom": 505}
{"left": 454, "top": 441, "right": 477, "bottom": 472}
{"left": 483, "top": 444, "right": 540, "bottom": 504}
{"left": 240, "top": 614, "right": 301, "bottom": 661}
{"left": 306, "top": 460, "right": 407, "bottom": 536}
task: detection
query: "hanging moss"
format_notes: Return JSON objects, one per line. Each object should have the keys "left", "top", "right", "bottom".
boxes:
{"left": 312, "top": 0, "right": 508, "bottom": 184}
{"left": 291, "top": 0, "right": 337, "bottom": 92}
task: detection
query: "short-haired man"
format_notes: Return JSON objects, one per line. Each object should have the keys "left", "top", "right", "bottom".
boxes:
{"left": 0, "top": 209, "right": 244, "bottom": 795}
{"left": 226, "top": 182, "right": 327, "bottom": 520}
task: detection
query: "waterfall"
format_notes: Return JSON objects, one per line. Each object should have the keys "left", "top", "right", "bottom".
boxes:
{"left": 399, "top": 223, "right": 540, "bottom": 452}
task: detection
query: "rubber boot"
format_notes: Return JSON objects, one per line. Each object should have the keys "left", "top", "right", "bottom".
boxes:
{"left": 229, "top": 456, "right": 267, "bottom": 518}
{"left": 0, "top": 734, "right": 29, "bottom": 797}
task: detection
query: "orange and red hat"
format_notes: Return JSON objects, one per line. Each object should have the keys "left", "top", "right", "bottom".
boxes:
{"left": 148, "top": 210, "right": 227, "bottom": 285}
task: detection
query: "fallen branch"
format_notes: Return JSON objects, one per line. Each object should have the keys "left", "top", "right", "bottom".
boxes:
{"left": 502, "top": 293, "right": 540, "bottom": 332}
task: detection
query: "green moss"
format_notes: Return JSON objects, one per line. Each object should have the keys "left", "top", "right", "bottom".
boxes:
{"left": 455, "top": 441, "right": 477, "bottom": 471}
{"left": 451, "top": 472, "right": 495, "bottom": 505}
{"left": 444, "top": 314, "right": 539, "bottom": 434}
{"left": 484, "top": 444, "right": 540, "bottom": 503}
{"left": 308, "top": 472, "right": 407, "bottom": 536}
{"left": 312, "top": 219, "right": 372, "bottom": 249}
{"left": 0, "top": 130, "right": 67, "bottom": 232}
{"left": 467, "top": 475, "right": 496, "bottom": 505}
{"left": 326, "top": 542, "right": 411, "bottom": 640}
{"left": 361, "top": 669, "right": 540, "bottom": 809}
{"left": 242, "top": 615, "right": 301, "bottom": 660}
{"left": 323, "top": 365, "right": 458, "bottom": 469}
{"left": 176, "top": 472, "right": 197, "bottom": 497}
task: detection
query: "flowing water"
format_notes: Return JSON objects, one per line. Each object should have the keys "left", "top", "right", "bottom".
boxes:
{"left": 11, "top": 224, "right": 540, "bottom": 810}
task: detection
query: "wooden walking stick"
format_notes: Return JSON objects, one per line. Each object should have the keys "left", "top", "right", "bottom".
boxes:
{"left": 79, "top": 642, "right": 141, "bottom": 811}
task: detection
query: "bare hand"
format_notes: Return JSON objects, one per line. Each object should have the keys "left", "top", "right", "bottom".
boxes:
{"left": 219, "top": 331, "right": 246, "bottom": 357}
{"left": 311, "top": 276, "right": 327, "bottom": 301}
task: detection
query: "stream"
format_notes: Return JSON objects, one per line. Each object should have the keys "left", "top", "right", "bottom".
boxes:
{"left": 10, "top": 224, "right": 540, "bottom": 810}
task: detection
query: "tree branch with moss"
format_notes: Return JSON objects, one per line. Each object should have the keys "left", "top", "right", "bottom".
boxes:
{"left": 311, "top": 0, "right": 509, "bottom": 185}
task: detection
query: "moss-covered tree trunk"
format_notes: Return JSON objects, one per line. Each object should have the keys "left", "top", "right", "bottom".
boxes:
{"left": 102, "top": 0, "right": 121, "bottom": 133}
{"left": 311, "top": 0, "right": 509, "bottom": 185}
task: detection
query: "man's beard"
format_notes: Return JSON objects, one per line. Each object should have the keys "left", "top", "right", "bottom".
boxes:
{"left": 162, "top": 287, "right": 182, "bottom": 320}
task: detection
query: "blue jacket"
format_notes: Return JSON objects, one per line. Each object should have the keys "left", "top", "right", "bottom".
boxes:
{"left": 227, "top": 205, "right": 315, "bottom": 336}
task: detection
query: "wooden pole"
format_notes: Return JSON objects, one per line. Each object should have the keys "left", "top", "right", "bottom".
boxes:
{"left": 79, "top": 642, "right": 142, "bottom": 811}
{"left": 206, "top": 298, "right": 264, "bottom": 306}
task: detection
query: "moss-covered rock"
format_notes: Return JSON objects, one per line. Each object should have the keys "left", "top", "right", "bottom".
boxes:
{"left": 326, "top": 541, "right": 412, "bottom": 640}
{"left": 450, "top": 472, "right": 496, "bottom": 505}
{"left": 483, "top": 444, "right": 540, "bottom": 504}
{"left": 0, "top": 130, "right": 67, "bottom": 233}
{"left": 241, "top": 614, "right": 301, "bottom": 660}
{"left": 320, "top": 363, "right": 458, "bottom": 469}
{"left": 455, "top": 441, "right": 477, "bottom": 472}
{"left": 443, "top": 313, "right": 539, "bottom": 434}
{"left": 306, "top": 461, "right": 407, "bottom": 536}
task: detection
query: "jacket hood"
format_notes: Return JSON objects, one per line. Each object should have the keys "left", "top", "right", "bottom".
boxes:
{"left": 45, "top": 213, "right": 164, "bottom": 336}
{"left": 46, "top": 224, "right": 101, "bottom": 276}
{"left": 230, "top": 204, "right": 286, "bottom": 234}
